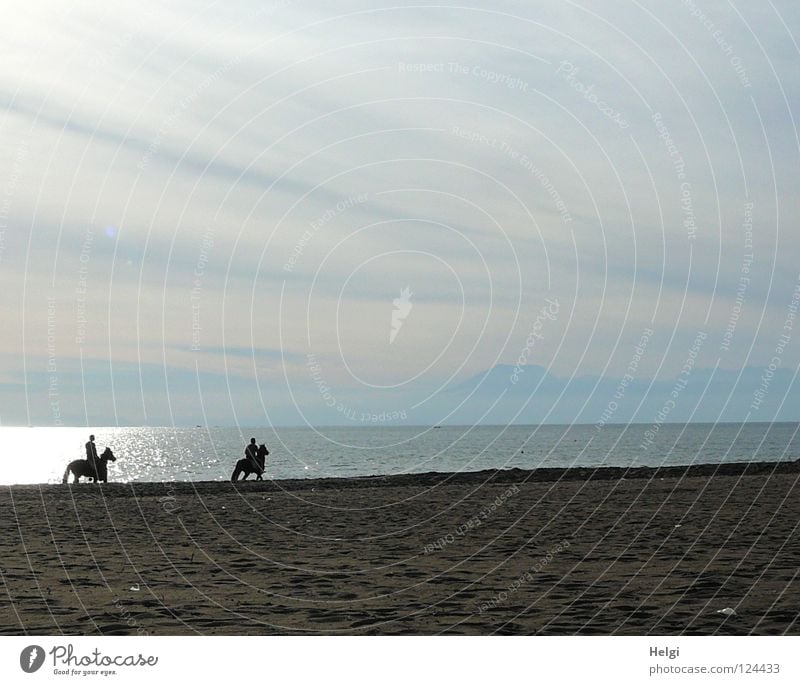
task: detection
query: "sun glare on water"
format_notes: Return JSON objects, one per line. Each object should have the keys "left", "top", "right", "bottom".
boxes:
{"left": 0, "top": 427, "right": 127, "bottom": 485}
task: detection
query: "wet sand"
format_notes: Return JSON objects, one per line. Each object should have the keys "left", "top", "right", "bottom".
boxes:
{"left": 1, "top": 461, "right": 799, "bottom": 635}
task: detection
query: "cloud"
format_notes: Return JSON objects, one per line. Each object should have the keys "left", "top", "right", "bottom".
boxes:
{"left": 1, "top": 0, "right": 798, "bottom": 425}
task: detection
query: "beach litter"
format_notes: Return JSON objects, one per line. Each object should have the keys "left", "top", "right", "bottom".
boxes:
{"left": 129, "top": 584, "right": 140, "bottom": 592}
{"left": 716, "top": 607, "right": 736, "bottom": 617}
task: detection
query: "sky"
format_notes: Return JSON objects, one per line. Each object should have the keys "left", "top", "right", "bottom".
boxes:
{"left": 0, "top": 0, "right": 798, "bottom": 426}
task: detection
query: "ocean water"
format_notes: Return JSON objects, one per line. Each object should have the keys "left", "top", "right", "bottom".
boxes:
{"left": 0, "top": 423, "right": 797, "bottom": 486}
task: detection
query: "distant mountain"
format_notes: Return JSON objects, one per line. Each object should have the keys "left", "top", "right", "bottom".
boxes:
{"left": 427, "top": 363, "right": 800, "bottom": 426}
{"left": 448, "top": 363, "right": 551, "bottom": 394}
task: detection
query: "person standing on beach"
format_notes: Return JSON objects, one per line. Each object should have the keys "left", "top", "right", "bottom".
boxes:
{"left": 85, "top": 435, "right": 99, "bottom": 478}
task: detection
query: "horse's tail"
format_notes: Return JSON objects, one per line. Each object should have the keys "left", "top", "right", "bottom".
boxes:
{"left": 62, "top": 464, "right": 71, "bottom": 484}
{"left": 231, "top": 463, "right": 241, "bottom": 482}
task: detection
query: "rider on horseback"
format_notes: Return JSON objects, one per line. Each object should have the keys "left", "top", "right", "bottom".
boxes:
{"left": 245, "top": 438, "right": 261, "bottom": 473}
{"left": 64, "top": 444, "right": 116, "bottom": 483}
{"left": 85, "top": 435, "right": 99, "bottom": 478}
{"left": 231, "top": 440, "right": 269, "bottom": 481}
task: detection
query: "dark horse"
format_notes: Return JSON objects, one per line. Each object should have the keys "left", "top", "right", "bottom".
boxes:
{"left": 231, "top": 444, "right": 269, "bottom": 481}
{"left": 62, "top": 447, "right": 116, "bottom": 484}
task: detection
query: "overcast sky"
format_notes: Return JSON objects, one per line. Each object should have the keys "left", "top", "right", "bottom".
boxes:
{"left": 1, "top": 0, "right": 798, "bottom": 426}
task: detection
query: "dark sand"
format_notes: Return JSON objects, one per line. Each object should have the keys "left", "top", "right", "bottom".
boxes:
{"left": 1, "top": 461, "right": 799, "bottom": 635}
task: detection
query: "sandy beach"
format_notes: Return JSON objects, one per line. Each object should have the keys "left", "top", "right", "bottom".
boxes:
{"left": 1, "top": 461, "right": 799, "bottom": 635}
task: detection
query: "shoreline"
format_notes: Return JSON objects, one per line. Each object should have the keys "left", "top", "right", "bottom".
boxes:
{"left": 6, "top": 457, "right": 799, "bottom": 494}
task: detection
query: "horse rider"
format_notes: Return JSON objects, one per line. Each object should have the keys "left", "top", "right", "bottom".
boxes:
{"left": 245, "top": 438, "right": 260, "bottom": 473}
{"left": 85, "top": 434, "right": 99, "bottom": 478}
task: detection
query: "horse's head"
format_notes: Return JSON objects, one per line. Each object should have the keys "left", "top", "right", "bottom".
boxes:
{"left": 259, "top": 444, "right": 269, "bottom": 457}
{"left": 101, "top": 447, "right": 116, "bottom": 462}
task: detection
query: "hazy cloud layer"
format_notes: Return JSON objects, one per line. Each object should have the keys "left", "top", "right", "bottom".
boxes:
{"left": 1, "top": 0, "right": 798, "bottom": 425}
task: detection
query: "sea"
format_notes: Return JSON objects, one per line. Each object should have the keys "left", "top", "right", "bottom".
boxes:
{"left": 0, "top": 422, "right": 798, "bottom": 486}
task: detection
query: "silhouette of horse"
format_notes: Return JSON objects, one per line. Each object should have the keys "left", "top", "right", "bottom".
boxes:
{"left": 62, "top": 447, "right": 116, "bottom": 484}
{"left": 231, "top": 444, "right": 269, "bottom": 481}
